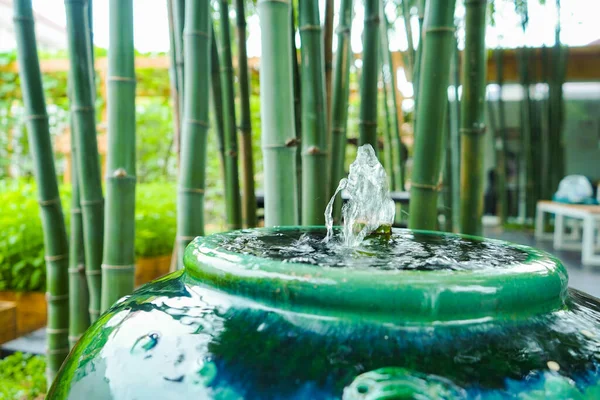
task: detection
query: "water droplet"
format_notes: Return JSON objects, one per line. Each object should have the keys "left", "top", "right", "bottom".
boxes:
{"left": 257, "top": 323, "right": 267, "bottom": 332}
{"left": 130, "top": 332, "right": 160, "bottom": 355}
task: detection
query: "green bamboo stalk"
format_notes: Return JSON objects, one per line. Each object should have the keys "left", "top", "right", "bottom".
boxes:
{"left": 516, "top": 46, "right": 534, "bottom": 220}
{"left": 408, "top": 0, "right": 457, "bottom": 231}
{"left": 210, "top": 26, "right": 227, "bottom": 183}
{"left": 101, "top": 0, "right": 136, "bottom": 312}
{"left": 258, "top": 0, "right": 299, "bottom": 226}
{"left": 329, "top": 0, "right": 353, "bottom": 221}
{"left": 459, "top": 0, "right": 488, "bottom": 236}
{"left": 449, "top": 36, "right": 460, "bottom": 230}
{"left": 443, "top": 100, "right": 453, "bottom": 232}
{"left": 68, "top": 116, "right": 90, "bottom": 349}
{"left": 13, "top": 0, "right": 70, "bottom": 381}
{"left": 167, "top": 0, "right": 182, "bottom": 162}
{"left": 64, "top": 0, "right": 104, "bottom": 322}
{"left": 291, "top": 5, "right": 302, "bottom": 220}
{"left": 299, "top": 1, "right": 328, "bottom": 225}
{"left": 177, "top": 0, "right": 211, "bottom": 266}
{"left": 380, "top": 8, "right": 405, "bottom": 190}
{"left": 548, "top": 0, "right": 567, "bottom": 195}
{"left": 412, "top": 0, "right": 426, "bottom": 119}
{"left": 401, "top": 0, "right": 415, "bottom": 78}
{"left": 495, "top": 48, "right": 508, "bottom": 222}
{"left": 380, "top": 65, "right": 396, "bottom": 190}
{"left": 173, "top": 0, "right": 185, "bottom": 119}
{"left": 359, "top": 0, "right": 380, "bottom": 150}
{"left": 235, "top": 0, "right": 258, "bottom": 228}
{"left": 218, "top": 0, "right": 243, "bottom": 230}
{"left": 324, "top": 0, "right": 334, "bottom": 147}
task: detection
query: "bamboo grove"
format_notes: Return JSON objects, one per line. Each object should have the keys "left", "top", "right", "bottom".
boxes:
{"left": 12, "top": 0, "right": 568, "bottom": 385}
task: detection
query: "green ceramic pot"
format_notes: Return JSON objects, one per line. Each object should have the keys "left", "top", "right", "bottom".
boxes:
{"left": 48, "top": 227, "right": 600, "bottom": 399}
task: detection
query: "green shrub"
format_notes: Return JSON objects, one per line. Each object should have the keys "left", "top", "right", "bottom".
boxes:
{"left": 0, "top": 180, "right": 176, "bottom": 292}
{"left": 0, "top": 352, "right": 46, "bottom": 399}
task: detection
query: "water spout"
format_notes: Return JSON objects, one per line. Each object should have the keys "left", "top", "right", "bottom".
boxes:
{"left": 324, "top": 144, "right": 395, "bottom": 246}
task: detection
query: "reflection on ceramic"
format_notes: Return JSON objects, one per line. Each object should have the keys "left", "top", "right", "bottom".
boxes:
{"left": 48, "top": 227, "right": 600, "bottom": 399}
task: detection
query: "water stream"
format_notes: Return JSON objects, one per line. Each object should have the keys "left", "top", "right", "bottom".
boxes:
{"left": 324, "top": 144, "right": 395, "bottom": 247}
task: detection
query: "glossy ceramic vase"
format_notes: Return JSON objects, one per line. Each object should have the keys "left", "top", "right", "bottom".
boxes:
{"left": 48, "top": 227, "right": 600, "bottom": 399}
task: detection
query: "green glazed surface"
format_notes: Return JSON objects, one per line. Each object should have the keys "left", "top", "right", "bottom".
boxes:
{"left": 47, "top": 227, "right": 600, "bottom": 399}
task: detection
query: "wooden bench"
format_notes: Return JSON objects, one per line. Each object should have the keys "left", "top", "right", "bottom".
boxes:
{"left": 535, "top": 200, "right": 600, "bottom": 266}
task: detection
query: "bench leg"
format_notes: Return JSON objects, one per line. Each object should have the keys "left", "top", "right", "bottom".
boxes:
{"left": 554, "top": 214, "right": 565, "bottom": 250}
{"left": 582, "top": 217, "right": 600, "bottom": 267}
{"left": 535, "top": 208, "right": 553, "bottom": 241}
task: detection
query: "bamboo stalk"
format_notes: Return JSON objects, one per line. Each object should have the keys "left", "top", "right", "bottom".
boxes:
{"left": 495, "top": 48, "right": 508, "bottom": 222}
{"left": 176, "top": 0, "right": 211, "bottom": 265}
{"left": 167, "top": 0, "right": 182, "bottom": 164}
{"left": 13, "top": 0, "right": 70, "bottom": 381}
{"left": 258, "top": 0, "right": 299, "bottom": 226}
{"left": 412, "top": 0, "right": 426, "bottom": 120}
{"left": 291, "top": 5, "right": 302, "bottom": 221}
{"left": 408, "top": 0, "right": 457, "bottom": 231}
{"left": 329, "top": 0, "right": 353, "bottom": 222}
{"left": 68, "top": 115, "right": 90, "bottom": 349}
{"left": 380, "top": 65, "right": 396, "bottom": 190}
{"left": 101, "top": 0, "right": 136, "bottom": 312}
{"left": 459, "top": 0, "right": 488, "bottom": 236}
{"left": 516, "top": 46, "right": 534, "bottom": 221}
{"left": 64, "top": 0, "right": 104, "bottom": 322}
{"left": 173, "top": 0, "right": 185, "bottom": 123}
{"left": 401, "top": 0, "right": 415, "bottom": 78}
{"left": 235, "top": 0, "right": 258, "bottom": 228}
{"left": 210, "top": 26, "right": 227, "bottom": 183}
{"left": 324, "top": 0, "right": 334, "bottom": 171}
{"left": 218, "top": 0, "right": 243, "bottom": 230}
{"left": 443, "top": 101, "right": 453, "bottom": 232}
{"left": 380, "top": 7, "right": 405, "bottom": 191}
{"left": 299, "top": 0, "right": 328, "bottom": 225}
{"left": 359, "top": 0, "right": 380, "bottom": 150}
{"left": 449, "top": 36, "right": 461, "bottom": 230}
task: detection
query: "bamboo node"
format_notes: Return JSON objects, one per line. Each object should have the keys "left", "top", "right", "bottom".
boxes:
{"left": 46, "top": 328, "right": 69, "bottom": 334}
{"left": 45, "top": 292, "right": 69, "bottom": 302}
{"left": 460, "top": 125, "right": 486, "bottom": 135}
{"left": 258, "top": 0, "right": 290, "bottom": 4}
{"left": 38, "top": 197, "right": 60, "bottom": 207}
{"left": 70, "top": 208, "right": 82, "bottom": 214}
{"left": 184, "top": 29, "right": 210, "bottom": 39}
{"left": 69, "top": 334, "right": 83, "bottom": 342}
{"left": 102, "top": 263, "right": 135, "bottom": 271}
{"left": 68, "top": 265, "right": 86, "bottom": 274}
{"left": 335, "top": 27, "right": 351, "bottom": 35}
{"left": 45, "top": 253, "right": 67, "bottom": 262}
{"left": 185, "top": 118, "right": 210, "bottom": 128}
{"left": 24, "top": 114, "right": 48, "bottom": 121}
{"left": 358, "top": 119, "right": 377, "bottom": 126}
{"left": 108, "top": 168, "right": 136, "bottom": 180}
{"left": 228, "top": 150, "right": 238, "bottom": 157}
{"left": 425, "top": 27, "right": 455, "bottom": 34}
{"left": 86, "top": 270, "right": 102, "bottom": 276}
{"left": 71, "top": 106, "right": 94, "bottom": 112}
{"left": 178, "top": 187, "right": 205, "bottom": 194}
{"left": 46, "top": 347, "right": 70, "bottom": 355}
{"left": 80, "top": 198, "right": 104, "bottom": 207}
{"left": 285, "top": 137, "right": 300, "bottom": 147}
{"left": 108, "top": 76, "right": 137, "bottom": 84}
{"left": 12, "top": 16, "right": 34, "bottom": 23}
{"left": 304, "top": 146, "right": 327, "bottom": 156}
{"left": 365, "top": 16, "right": 380, "bottom": 24}
{"left": 411, "top": 181, "right": 443, "bottom": 192}
{"left": 332, "top": 127, "right": 345, "bottom": 134}
{"left": 177, "top": 235, "right": 197, "bottom": 241}
{"left": 299, "top": 25, "right": 322, "bottom": 32}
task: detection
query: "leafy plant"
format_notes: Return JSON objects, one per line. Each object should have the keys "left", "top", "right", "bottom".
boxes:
{"left": 0, "top": 180, "right": 177, "bottom": 292}
{"left": 0, "top": 352, "right": 46, "bottom": 399}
